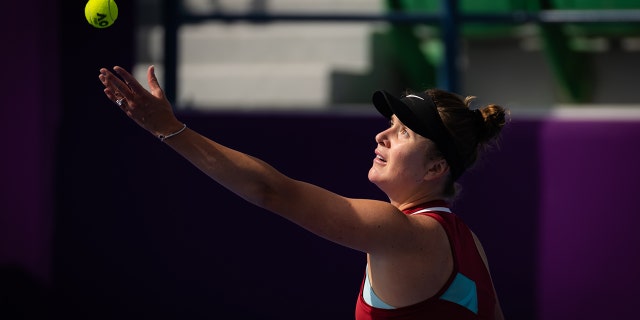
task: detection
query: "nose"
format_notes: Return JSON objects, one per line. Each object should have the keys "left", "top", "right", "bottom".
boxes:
{"left": 375, "top": 128, "right": 390, "bottom": 148}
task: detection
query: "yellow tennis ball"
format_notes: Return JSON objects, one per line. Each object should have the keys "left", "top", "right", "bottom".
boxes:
{"left": 85, "top": 0, "right": 118, "bottom": 28}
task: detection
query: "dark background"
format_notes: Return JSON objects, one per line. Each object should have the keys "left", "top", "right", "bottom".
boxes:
{"left": 2, "top": 1, "right": 640, "bottom": 319}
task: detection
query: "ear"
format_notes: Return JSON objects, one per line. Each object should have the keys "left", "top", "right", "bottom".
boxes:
{"left": 424, "top": 158, "right": 450, "bottom": 181}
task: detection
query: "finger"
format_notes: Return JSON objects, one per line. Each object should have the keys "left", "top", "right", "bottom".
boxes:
{"left": 99, "top": 72, "right": 118, "bottom": 102}
{"left": 100, "top": 68, "right": 132, "bottom": 100}
{"left": 147, "top": 65, "right": 165, "bottom": 99}
{"left": 104, "top": 87, "right": 123, "bottom": 104}
{"left": 99, "top": 68, "right": 124, "bottom": 89}
{"left": 98, "top": 70, "right": 114, "bottom": 91}
{"left": 104, "top": 88, "right": 129, "bottom": 110}
{"left": 113, "top": 66, "right": 148, "bottom": 96}
{"left": 103, "top": 87, "right": 117, "bottom": 102}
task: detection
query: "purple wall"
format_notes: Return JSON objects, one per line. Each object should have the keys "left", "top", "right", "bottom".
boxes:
{"left": 1, "top": 0, "right": 59, "bottom": 282}
{"left": 455, "top": 118, "right": 542, "bottom": 319}
{"left": 50, "top": 112, "right": 640, "bottom": 320}
{"left": 52, "top": 112, "right": 383, "bottom": 319}
{"left": 1, "top": 1, "right": 59, "bottom": 318}
{"left": 537, "top": 120, "right": 640, "bottom": 319}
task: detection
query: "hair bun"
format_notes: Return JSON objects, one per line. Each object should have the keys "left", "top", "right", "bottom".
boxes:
{"left": 476, "top": 104, "right": 508, "bottom": 144}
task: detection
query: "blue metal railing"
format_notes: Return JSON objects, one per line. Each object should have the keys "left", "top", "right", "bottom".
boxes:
{"left": 161, "top": 0, "right": 640, "bottom": 105}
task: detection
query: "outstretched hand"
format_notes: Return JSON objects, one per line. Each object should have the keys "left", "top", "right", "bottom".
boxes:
{"left": 99, "top": 65, "right": 183, "bottom": 138}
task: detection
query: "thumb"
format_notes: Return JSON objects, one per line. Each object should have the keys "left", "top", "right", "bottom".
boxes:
{"left": 147, "top": 65, "right": 165, "bottom": 99}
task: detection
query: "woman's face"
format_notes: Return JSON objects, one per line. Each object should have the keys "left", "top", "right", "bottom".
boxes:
{"left": 368, "top": 115, "right": 437, "bottom": 195}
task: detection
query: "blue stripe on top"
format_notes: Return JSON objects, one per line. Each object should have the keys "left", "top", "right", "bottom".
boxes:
{"left": 363, "top": 206, "right": 480, "bottom": 313}
{"left": 363, "top": 266, "right": 396, "bottom": 309}
{"left": 440, "top": 272, "right": 479, "bottom": 314}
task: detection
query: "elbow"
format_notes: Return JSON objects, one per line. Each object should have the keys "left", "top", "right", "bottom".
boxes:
{"left": 242, "top": 177, "right": 291, "bottom": 214}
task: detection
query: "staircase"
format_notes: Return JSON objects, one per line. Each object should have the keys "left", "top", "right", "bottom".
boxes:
{"left": 135, "top": 0, "right": 385, "bottom": 110}
{"left": 135, "top": 0, "right": 640, "bottom": 111}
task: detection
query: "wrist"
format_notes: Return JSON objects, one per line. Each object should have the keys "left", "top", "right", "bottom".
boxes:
{"left": 157, "top": 123, "right": 187, "bottom": 142}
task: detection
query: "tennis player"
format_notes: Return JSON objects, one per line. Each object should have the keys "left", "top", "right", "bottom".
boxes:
{"left": 99, "top": 65, "right": 507, "bottom": 319}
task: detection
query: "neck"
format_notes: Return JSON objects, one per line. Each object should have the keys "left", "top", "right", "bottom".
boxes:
{"left": 375, "top": 178, "right": 447, "bottom": 211}
{"left": 391, "top": 194, "right": 445, "bottom": 211}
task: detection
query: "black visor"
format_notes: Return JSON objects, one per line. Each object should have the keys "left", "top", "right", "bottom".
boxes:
{"left": 372, "top": 90, "right": 464, "bottom": 180}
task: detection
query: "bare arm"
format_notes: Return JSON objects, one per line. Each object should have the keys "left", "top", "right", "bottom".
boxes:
{"left": 98, "top": 65, "right": 422, "bottom": 254}
{"left": 162, "top": 127, "right": 395, "bottom": 250}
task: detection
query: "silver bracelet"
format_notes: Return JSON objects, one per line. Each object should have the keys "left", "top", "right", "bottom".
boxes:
{"left": 158, "top": 123, "right": 187, "bottom": 142}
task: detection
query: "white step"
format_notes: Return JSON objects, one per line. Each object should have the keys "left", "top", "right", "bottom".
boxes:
{"left": 179, "top": 23, "right": 373, "bottom": 67}
{"left": 136, "top": 1, "right": 385, "bottom": 109}
{"left": 136, "top": 63, "right": 334, "bottom": 109}
{"left": 138, "top": 25, "right": 378, "bottom": 109}
{"left": 182, "top": 0, "right": 384, "bottom": 14}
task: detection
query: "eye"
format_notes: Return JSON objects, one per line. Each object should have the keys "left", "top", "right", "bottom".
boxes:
{"left": 400, "top": 127, "right": 409, "bottom": 137}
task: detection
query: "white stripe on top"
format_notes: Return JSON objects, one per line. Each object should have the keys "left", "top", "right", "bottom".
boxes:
{"left": 410, "top": 207, "right": 451, "bottom": 215}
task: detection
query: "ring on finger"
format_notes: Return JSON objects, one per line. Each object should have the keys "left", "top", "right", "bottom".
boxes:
{"left": 116, "top": 98, "right": 124, "bottom": 106}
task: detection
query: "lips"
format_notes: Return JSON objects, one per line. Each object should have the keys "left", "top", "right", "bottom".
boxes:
{"left": 374, "top": 151, "right": 387, "bottom": 163}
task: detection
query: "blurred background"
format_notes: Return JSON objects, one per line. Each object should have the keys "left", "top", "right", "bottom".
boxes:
{"left": 3, "top": 0, "right": 640, "bottom": 319}
{"left": 137, "top": 0, "right": 640, "bottom": 110}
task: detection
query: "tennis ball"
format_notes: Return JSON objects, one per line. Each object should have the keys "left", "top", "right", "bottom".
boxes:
{"left": 85, "top": 0, "right": 118, "bottom": 28}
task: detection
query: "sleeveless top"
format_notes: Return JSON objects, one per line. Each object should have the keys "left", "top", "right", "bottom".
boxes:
{"left": 355, "top": 200, "right": 497, "bottom": 319}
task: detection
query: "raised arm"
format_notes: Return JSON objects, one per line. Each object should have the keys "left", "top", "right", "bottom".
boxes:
{"left": 98, "top": 66, "right": 424, "bottom": 254}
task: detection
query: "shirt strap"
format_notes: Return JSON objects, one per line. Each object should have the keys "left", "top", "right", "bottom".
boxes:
{"left": 410, "top": 207, "right": 452, "bottom": 215}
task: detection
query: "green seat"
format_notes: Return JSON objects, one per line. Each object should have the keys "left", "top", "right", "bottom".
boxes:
{"left": 381, "top": 0, "right": 536, "bottom": 92}
{"left": 551, "top": 0, "right": 640, "bottom": 37}
{"left": 391, "top": 0, "right": 534, "bottom": 38}
{"left": 382, "top": 0, "right": 640, "bottom": 102}
{"left": 535, "top": 0, "right": 640, "bottom": 102}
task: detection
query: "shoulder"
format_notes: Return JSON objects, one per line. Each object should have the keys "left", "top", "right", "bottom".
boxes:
{"left": 373, "top": 211, "right": 452, "bottom": 259}
{"left": 409, "top": 213, "right": 448, "bottom": 236}
{"left": 408, "top": 213, "right": 452, "bottom": 253}
{"left": 367, "top": 213, "right": 455, "bottom": 307}
{"left": 338, "top": 199, "right": 448, "bottom": 255}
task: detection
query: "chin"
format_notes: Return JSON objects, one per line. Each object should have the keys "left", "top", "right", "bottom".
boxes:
{"left": 367, "top": 168, "right": 378, "bottom": 183}
{"left": 367, "top": 170, "right": 384, "bottom": 189}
